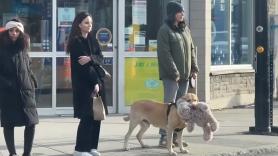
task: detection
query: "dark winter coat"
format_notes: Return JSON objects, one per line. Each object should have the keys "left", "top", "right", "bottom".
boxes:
{"left": 0, "top": 36, "right": 39, "bottom": 127}
{"left": 157, "top": 23, "right": 199, "bottom": 81}
{"left": 69, "top": 34, "right": 108, "bottom": 119}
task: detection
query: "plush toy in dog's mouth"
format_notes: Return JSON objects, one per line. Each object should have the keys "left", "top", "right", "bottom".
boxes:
{"left": 176, "top": 100, "right": 219, "bottom": 142}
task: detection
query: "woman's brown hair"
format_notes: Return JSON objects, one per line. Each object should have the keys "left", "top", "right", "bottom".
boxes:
{"left": 66, "top": 12, "right": 93, "bottom": 53}
{"left": 0, "top": 18, "right": 30, "bottom": 51}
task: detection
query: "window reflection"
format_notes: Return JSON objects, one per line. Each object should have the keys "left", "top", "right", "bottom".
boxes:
{"left": 231, "top": 0, "right": 252, "bottom": 64}
{"left": 56, "top": 0, "right": 113, "bottom": 52}
{"left": 0, "top": 1, "right": 52, "bottom": 52}
{"left": 211, "top": 0, "right": 252, "bottom": 65}
{"left": 30, "top": 58, "right": 52, "bottom": 108}
{"left": 125, "top": 0, "right": 174, "bottom": 52}
{"left": 102, "top": 58, "right": 113, "bottom": 107}
{"left": 211, "top": 0, "right": 229, "bottom": 65}
{"left": 57, "top": 57, "right": 72, "bottom": 107}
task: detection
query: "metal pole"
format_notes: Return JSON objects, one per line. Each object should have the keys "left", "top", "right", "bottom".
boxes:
{"left": 249, "top": 0, "right": 271, "bottom": 133}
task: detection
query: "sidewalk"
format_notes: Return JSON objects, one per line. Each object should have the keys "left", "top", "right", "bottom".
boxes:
{"left": 1, "top": 103, "right": 278, "bottom": 156}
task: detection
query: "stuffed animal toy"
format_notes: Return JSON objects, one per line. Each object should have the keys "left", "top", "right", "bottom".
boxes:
{"left": 177, "top": 100, "right": 219, "bottom": 141}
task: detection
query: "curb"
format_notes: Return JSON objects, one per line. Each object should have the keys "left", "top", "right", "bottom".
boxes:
{"left": 207, "top": 145, "right": 278, "bottom": 156}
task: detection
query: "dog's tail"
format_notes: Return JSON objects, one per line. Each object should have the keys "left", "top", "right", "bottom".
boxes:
{"left": 123, "top": 115, "right": 130, "bottom": 121}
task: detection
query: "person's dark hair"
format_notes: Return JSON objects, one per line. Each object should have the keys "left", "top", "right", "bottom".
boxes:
{"left": 0, "top": 18, "right": 30, "bottom": 51}
{"left": 66, "top": 12, "right": 93, "bottom": 53}
{"left": 165, "top": 1, "right": 186, "bottom": 31}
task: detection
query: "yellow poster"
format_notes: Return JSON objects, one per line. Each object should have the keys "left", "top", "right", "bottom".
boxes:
{"left": 125, "top": 58, "right": 163, "bottom": 106}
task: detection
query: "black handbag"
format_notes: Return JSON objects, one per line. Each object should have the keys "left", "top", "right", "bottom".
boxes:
{"left": 94, "top": 65, "right": 111, "bottom": 79}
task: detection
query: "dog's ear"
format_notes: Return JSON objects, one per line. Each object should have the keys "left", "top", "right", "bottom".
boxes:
{"left": 197, "top": 102, "right": 208, "bottom": 111}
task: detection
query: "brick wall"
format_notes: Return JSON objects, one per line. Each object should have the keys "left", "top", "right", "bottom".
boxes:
{"left": 209, "top": 70, "right": 255, "bottom": 109}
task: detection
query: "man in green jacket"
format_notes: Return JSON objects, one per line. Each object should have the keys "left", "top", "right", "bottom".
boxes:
{"left": 157, "top": 1, "right": 199, "bottom": 147}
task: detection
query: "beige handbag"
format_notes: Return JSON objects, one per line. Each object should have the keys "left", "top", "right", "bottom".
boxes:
{"left": 92, "top": 94, "right": 106, "bottom": 120}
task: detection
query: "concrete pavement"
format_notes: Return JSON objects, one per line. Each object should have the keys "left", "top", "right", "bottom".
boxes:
{"left": 1, "top": 102, "right": 278, "bottom": 156}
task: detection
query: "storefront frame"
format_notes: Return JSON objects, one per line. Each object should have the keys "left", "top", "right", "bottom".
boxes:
{"left": 27, "top": 0, "right": 118, "bottom": 115}
{"left": 16, "top": 0, "right": 254, "bottom": 115}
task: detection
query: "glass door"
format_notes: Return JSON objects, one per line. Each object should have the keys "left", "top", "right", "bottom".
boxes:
{"left": 55, "top": 0, "right": 117, "bottom": 114}
{"left": 0, "top": 0, "right": 54, "bottom": 115}
{"left": 118, "top": 0, "right": 183, "bottom": 113}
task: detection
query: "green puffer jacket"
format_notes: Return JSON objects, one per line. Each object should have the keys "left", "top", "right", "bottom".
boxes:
{"left": 157, "top": 23, "right": 199, "bottom": 81}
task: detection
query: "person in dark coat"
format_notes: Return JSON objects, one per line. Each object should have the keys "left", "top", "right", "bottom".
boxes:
{"left": 67, "top": 12, "right": 107, "bottom": 156}
{"left": 157, "top": 1, "right": 199, "bottom": 147}
{"left": 0, "top": 19, "right": 39, "bottom": 156}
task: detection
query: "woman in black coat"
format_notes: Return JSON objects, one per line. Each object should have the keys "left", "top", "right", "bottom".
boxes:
{"left": 0, "top": 19, "right": 38, "bottom": 156}
{"left": 67, "top": 12, "right": 107, "bottom": 156}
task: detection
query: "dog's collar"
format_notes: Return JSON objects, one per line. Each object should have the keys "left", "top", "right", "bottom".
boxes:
{"left": 167, "top": 102, "right": 176, "bottom": 118}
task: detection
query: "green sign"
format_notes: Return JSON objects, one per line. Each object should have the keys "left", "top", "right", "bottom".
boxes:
{"left": 125, "top": 58, "right": 163, "bottom": 106}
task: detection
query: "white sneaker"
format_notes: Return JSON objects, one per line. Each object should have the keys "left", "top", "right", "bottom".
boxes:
{"left": 90, "top": 149, "right": 101, "bottom": 156}
{"left": 73, "top": 151, "right": 92, "bottom": 156}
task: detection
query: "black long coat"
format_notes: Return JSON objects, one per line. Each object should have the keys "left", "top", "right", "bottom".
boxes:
{"left": 69, "top": 34, "right": 108, "bottom": 119}
{"left": 0, "top": 41, "right": 39, "bottom": 127}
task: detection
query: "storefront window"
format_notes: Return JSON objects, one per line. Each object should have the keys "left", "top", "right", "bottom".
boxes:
{"left": 211, "top": 0, "right": 252, "bottom": 65}
{"left": 0, "top": 0, "right": 52, "bottom": 52}
{"left": 31, "top": 58, "right": 52, "bottom": 108}
{"left": 211, "top": 0, "right": 229, "bottom": 65}
{"left": 101, "top": 58, "right": 113, "bottom": 107}
{"left": 231, "top": 0, "right": 252, "bottom": 64}
{"left": 56, "top": 57, "right": 72, "bottom": 107}
{"left": 125, "top": 58, "right": 163, "bottom": 105}
{"left": 125, "top": 0, "right": 177, "bottom": 52}
{"left": 56, "top": 0, "right": 113, "bottom": 52}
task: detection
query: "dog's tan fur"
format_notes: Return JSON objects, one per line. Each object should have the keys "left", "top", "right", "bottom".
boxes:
{"left": 123, "top": 93, "right": 199, "bottom": 156}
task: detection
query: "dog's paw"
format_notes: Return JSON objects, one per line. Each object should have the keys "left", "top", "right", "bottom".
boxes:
{"left": 180, "top": 148, "right": 189, "bottom": 153}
